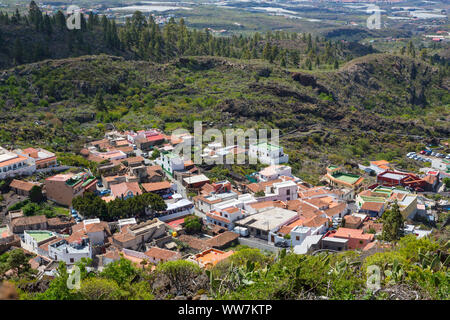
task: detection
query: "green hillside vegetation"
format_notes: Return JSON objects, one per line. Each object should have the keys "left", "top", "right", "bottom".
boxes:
{"left": 0, "top": 3, "right": 449, "bottom": 184}
{"left": 3, "top": 235, "right": 448, "bottom": 300}
{"left": 0, "top": 51, "right": 448, "bottom": 182}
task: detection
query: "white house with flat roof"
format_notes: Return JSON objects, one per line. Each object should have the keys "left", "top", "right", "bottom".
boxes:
{"left": 156, "top": 151, "right": 185, "bottom": 175}
{"left": 48, "top": 238, "right": 92, "bottom": 265}
{"left": 258, "top": 165, "right": 292, "bottom": 182}
{"left": 21, "top": 230, "right": 57, "bottom": 255}
{"left": 249, "top": 142, "right": 288, "bottom": 165}
{"left": 156, "top": 198, "right": 194, "bottom": 221}
{"left": 0, "top": 147, "right": 36, "bottom": 179}
{"left": 257, "top": 180, "right": 298, "bottom": 202}
{"left": 235, "top": 207, "right": 298, "bottom": 241}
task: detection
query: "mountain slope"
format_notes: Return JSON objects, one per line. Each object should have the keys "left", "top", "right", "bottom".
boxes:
{"left": 0, "top": 54, "right": 448, "bottom": 182}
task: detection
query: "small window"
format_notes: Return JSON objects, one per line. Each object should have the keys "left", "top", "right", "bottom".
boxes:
{"left": 70, "top": 258, "right": 74, "bottom": 263}
{"left": 296, "top": 236, "right": 300, "bottom": 241}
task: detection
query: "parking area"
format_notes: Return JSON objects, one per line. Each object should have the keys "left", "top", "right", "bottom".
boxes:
{"left": 406, "top": 151, "right": 450, "bottom": 171}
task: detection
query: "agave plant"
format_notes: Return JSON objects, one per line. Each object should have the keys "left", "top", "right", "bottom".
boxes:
{"left": 415, "top": 248, "right": 450, "bottom": 272}
{"left": 328, "top": 257, "right": 360, "bottom": 278}
{"left": 205, "top": 260, "right": 263, "bottom": 297}
{"left": 384, "top": 260, "right": 404, "bottom": 284}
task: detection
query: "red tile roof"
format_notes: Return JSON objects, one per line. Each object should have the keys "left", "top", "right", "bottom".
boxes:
{"left": 9, "top": 179, "right": 39, "bottom": 192}
{"left": 144, "top": 247, "right": 181, "bottom": 261}
{"left": 141, "top": 181, "right": 171, "bottom": 193}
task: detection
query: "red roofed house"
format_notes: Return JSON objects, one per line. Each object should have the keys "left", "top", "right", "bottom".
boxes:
{"left": 144, "top": 246, "right": 181, "bottom": 264}
{"left": 141, "top": 181, "right": 172, "bottom": 198}
{"left": 45, "top": 172, "right": 97, "bottom": 206}
{"left": 110, "top": 182, "right": 142, "bottom": 200}
{"left": 17, "top": 147, "right": 57, "bottom": 169}
{"left": 329, "top": 227, "right": 374, "bottom": 250}
{"left": 9, "top": 179, "right": 41, "bottom": 196}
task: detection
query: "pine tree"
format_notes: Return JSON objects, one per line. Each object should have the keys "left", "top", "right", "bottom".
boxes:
{"left": 334, "top": 59, "right": 339, "bottom": 70}
{"left": 12, "top": 38, "right": 24, "bottom": 64}
{"left": 382, "top": 201, "right": 404, "bottom": 242}
{"left": 94, "top": 89, "right": 106, "bottom": 111}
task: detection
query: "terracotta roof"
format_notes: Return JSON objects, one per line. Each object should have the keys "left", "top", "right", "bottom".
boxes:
{"left": 344, "top": 215, "right": 362, "bottom": 225}
{"left": 200, "top": 183, "right": 216, "bottom": 195}
{"left": 9, "top": 179, "right": 39, "bottom": 192}
{"left": 361, "top": 202, "right": 384, "bottom": 212}
{"left": 247, "top": 179, "right": 282, "bottom": 193}
{"left": 250, "top": 200, "right": 285, "bottom": 210}
{"left": 287, "top": 200, "right": 323, "bottom": 218}
{"left": 110, "top": 182, "right": 142, "bottom": 198}
{"left": 0, "top": 154, "right": 28, "bottom": 167}
{"left": 103, "top": 248, "right": 121, "bottom": 261}
{"left": 145, "top": 247, "right": 181, "bottom": 261}
{"left": 113, "top": 146, "right": 133, "bottom": 153}
{"left": 87, "top": 153, "right": 106, "bottom": 163}
{"left": 10, "top": 215, "right": 47, "bottom": 227}
{"left": 47, "top": 217, "right": 75, "bottom": 227}
{"left": 370, "top": 160, "right": 390, "bottom": 167}
{"left": 224, "top": 207, "right": 239, "bottom": 214}
{"left": 206, "top": 212, "right": 230, "bottom": 223}
{"left": 66, "top": 230, "right": 88, "bottom": 243}
{"left": 38, "top": 237, "right": 63, "bottom": 252}
{"left": 303, "top": 198, "right": 328, "bottom": 209}
{"left": 113, "top": 232, "right": 136, "bottom": 243}
{"left": 332, "top": 227, "right": 374, "bottom": 241}
{"left": 147, "top": 165, "right": 163, "bottom": 172}
{"left": 324, "top": 202, "right": 347, "bottom": 218}
{"left": 90, "top": 139, "right": 109, "bottom": 147}
{"left": 85, "top": 223, "right": 106, "bottom": 233}
{"left": 115, "top": 140, "right": 130, "bottom": 146}
{"left": 23, "top": 147, "right": 38, "bottom": 154}
{"left": 141, "top": 181, "right": 171, "bottom": 193}
{"left": 205, "top": 231, "right": 239, "bottom": 248}
{"left": 178, "top": 235, "right": 210, "bottom": 251}
{"left": 124, "top": 156, "right": 144, "bottom": 164}
{"left": 362, "top": 221, "right": 383, "bottom": 233}
{"left": 298, "top": 187, "right": 329, "bottom": 199}
{"left": 193, "top": 195, "right": 223, "bottom": 205}
{"left": 303, "top": 215, "right": 329, "bottom": 228}
{"left": 422, "top": 175, "right": 438, "bottom": 185}
{"left": 278, "top": 225, "right": 294, "bottom": 235}
{"left": 389, "top": 192, "right": 406, "bottom": 202}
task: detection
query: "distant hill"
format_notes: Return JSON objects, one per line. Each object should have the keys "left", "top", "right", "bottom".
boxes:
{"left": 0, "top": 53, "right": 448, "bottom": 181}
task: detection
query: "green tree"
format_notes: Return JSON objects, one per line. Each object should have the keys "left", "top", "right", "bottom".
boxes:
{"left": 29, "top": 185, "right": 44, "bottom": 203}
{"left": 442, "top": 177, "right": 450, "bottom": 189}
{"left": 184, "top": 215, "right": 202, "bottom": 234}
{"left": 79, "top": 278, "right": 123, "bottom": 300}
{"left": 382, "top": 201, "right": 404, "bottom": 242}
{"left": 156, "top": 260, "right": 202, "bottom": 295}
{"left": 100, "top": 258, "right": 138, "bottom": 287}
{"left": 5, "top": 249, "right": 33, "bottom": 278}
{"left": 94, "top": 89, "right": 106, "bottom": 112}
{"left": 151, "top": 148, "right": 160, "bottom": 160}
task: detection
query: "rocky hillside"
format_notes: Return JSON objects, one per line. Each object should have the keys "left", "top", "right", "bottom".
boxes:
{"left": 0, "top": 53, "right": 448, "bottom": 182}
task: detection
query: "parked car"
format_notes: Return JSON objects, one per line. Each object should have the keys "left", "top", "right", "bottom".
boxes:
{"left": 102, "top": 189, "right": 110, "bottom": 196}
{"left": 97, "top": 181, "right": 103, "bottom": 188}
{"left": 420, "top": 150, "right": 425, "bottom": 155}
{"left": 446, "top": 155, "right": 450, "bottom": 159}
{"left": 275, "top": 241, "right": 289, "bottom": 248}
